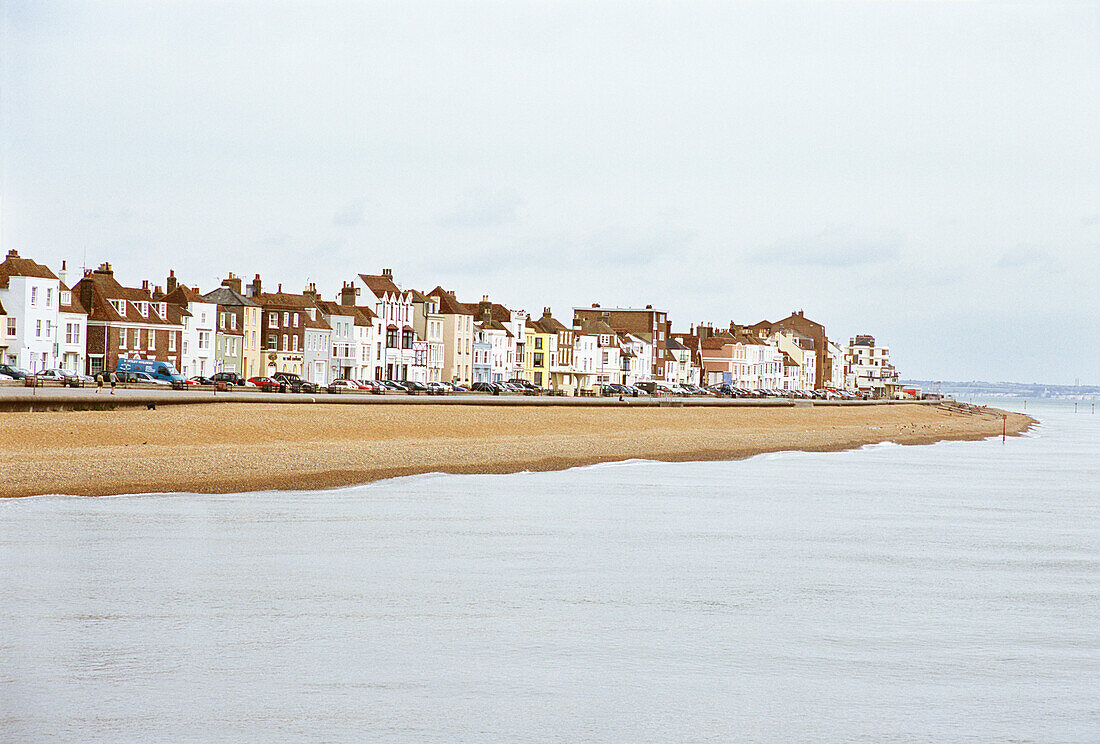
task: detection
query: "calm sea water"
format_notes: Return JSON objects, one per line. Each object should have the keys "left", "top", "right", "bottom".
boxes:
{"left": 2, "top": 400, "right": 1097, "bottom": 743}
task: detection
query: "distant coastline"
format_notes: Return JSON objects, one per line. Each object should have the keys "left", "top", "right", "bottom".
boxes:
{"left": 2, "top": 401, "right": 1035, "bottom": 498}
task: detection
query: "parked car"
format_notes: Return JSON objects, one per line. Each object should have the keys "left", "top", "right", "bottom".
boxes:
{"left": 247, "top": 376, "right": 287, "bottom": 392}
{"left": 0, "top": 364, "right": 31, "bottom": 379}
{"left": 328, "top": 379, "right": 361, "bottom": 393}
{"left": 470, "top": 381, "right": 500, "bottom": 394}
{"left": 272, "top": 372, "right": 319, "bottom": 393}
{"left": 425, "top": 381, "right": 449, "bottom": 395}
{"left": 211, "top": 372, "right": 248, "bottom": 386}
{"left": 37, "top": 368, "right": 86, "bottom": 387}
{"left": 187, "top": 376, "right": 214, "bottom": 386}
{"left": 127, "top": 371, "right": 171, "bottom": 386}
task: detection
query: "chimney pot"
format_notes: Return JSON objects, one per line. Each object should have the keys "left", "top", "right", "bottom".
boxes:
{"left": 382, "top": 268, "right": 392, "bottom": 277}
{"left": 6, "top": 249, "right": 18, "bottom": 258}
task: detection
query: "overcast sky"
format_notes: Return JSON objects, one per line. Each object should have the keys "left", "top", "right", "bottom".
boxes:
{"left": 2, "top": 1, "right": 1097, "bottom": 384}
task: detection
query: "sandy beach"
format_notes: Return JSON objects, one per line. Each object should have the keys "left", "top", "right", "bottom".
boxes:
{"left": 2, "top": 401, "right": 1034, "bottom": 498}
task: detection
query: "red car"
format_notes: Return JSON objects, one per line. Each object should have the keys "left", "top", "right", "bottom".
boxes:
{"left": 247, "top": 376, "right": 287, "bottom": 392}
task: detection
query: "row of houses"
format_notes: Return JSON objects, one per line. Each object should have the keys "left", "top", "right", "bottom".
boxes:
{"left": 0, "top": 250, "right": 901, "bottom": 396}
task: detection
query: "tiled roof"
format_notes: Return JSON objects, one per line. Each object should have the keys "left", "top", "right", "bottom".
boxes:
{"left": 0, "top": 250, "right": 58, "bottom": 281}
{"left": 427, "top": 286, "right": 473, "bottom": 316}
{"left": 58, "top": 282, "right": 86, "bottom": 314}
{"left": 359, "top": 273, "right": 403, "bottom": 297}
{"left": 201, "top": 285, "right": 259, "bottom": 307}
{"left": 74, "top": 269, "right": 188, "bottom": 326}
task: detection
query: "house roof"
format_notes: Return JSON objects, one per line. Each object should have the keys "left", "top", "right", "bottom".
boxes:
{"left": 0, "top": 250, "right": 58, "bottom": 282}
{"left": 201, "top": 285, "right": 259, "bottom": 307}
{"left": 574, "top": 317, "right": 616, "bottom": 336}
{"left": 58, "top": 282, "right": 86, "bottom": 315}
{"left": 359, "top": 273, "right": 403, "bottom": 297}
{"left": 427, "top": 286, "right": 474, "bottom": 315}
{"left": 74, "top": 266, "right": 188, "bottom": 326}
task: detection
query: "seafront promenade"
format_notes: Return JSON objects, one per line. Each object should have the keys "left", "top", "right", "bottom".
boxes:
{"left": 2, "top": 398, "right": 1033, "bottom": 497}
{"left": 1, "top": 384, "right": 927, "bottom": 412}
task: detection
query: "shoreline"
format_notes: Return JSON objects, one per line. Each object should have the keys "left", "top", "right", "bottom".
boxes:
{"left": 2, "top": 402, "right": 1035, "bottom": 498}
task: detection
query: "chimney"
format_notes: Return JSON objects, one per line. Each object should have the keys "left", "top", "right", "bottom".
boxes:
{"left": 645, "top": 304, "right": 653, "bottom": 309}
{"left": 5, "top": 249, "right": 18, "bottom": 259}
{"left": 166, "top": 270, "right": 177, "bottom": 294}
{"left": 340, "top": 281, "right": 358, "bottom": 306}
{"left": 478, "top": 296, "right": 492, "bottom": 325}
{"left": 382, "top": 268, "right": 392, "bottom": 278}
{"left": 541, "top": 307, "right": 552, "bottom": 321}
{"left": 222, "top": 273, "right": 243, "bottom": 294}
{"left": 152, "top": 286, "right": 164, "bottom": 301}
{"left": 142, "top": 279, "right": 150, "bottom": 293}
{"left": 246, "top": 274, "right": 261, "bottom": 297}
{"left": 591, "top": 302, "right": 600, "bottom": 308}
{"left": 59, "top": 260, "right": 67, "bottom": 287}
{"left": 698, "top": 325, "right": 711, "bottom": 342}
{"left": 277, "top": 283, "right": 282, "bottom": 293}
{"left": 94, "top": 262, "right": 113, "bottom": 276}
{"left": 303, "top": 282, "right": 318, "bottom": 300}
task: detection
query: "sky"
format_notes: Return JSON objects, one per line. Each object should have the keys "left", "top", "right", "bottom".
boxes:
{"left": 2, "top": 1, "right": 1097, "bottom": 385}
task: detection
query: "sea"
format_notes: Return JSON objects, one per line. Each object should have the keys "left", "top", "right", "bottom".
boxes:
{"left": 1, "top": 399, "right": 1097, "bottom": 743}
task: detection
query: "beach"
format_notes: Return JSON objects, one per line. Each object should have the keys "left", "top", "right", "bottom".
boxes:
{"left": 2, "top": 401, "right": 1033, "bottom": 497}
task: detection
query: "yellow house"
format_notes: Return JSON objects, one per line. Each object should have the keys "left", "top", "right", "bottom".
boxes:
{"left": 523, "top": 318, "right": 555, "bottom": 388}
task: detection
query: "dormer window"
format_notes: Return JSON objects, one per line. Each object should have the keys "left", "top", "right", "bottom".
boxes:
{"left": 139, "top": 301, "right": 149, "bottom": 317}
{"left": 61, "top": 291, "right": 72, "bottom": 305}
{"left": 158, "top": 302, "right": 167, "bottom": 317}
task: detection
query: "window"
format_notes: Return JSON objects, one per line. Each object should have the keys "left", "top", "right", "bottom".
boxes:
{"left": 46, "top": 288, "right": 53, "bottom": 307}
{"left": 292, "top": 335, "right": 299, "bottom": 352}
{"left": 148, "top": 330, "right": 155, "bottom": 350}
{"left": 267, "top": 334, "right": 276, "bottom": 349}
{"left": 220, "top": 313, "right": 226, "bottom": 329}
{"left": 269, "top": 312, "right": 278, "bottom": 327}
{"left": 120, "top": 328, "right": 127, "bottom": 348}
{"left": 293, "top": 314, "right": 299, "bottom": 328}
{"left": 35, "top": 320, "right": 42, "bottom": 338}
{"left": 386, "top": 328, "right": 398, "bottom": 348}
{"left": 61, "top": 291, "right": 71, "bottom": 305}
{"left": 534, "top": 352, "right": 544, "bottom": 367}
{"left": 282, "top": 334, "right": 288, "bottom": 351}
{"left": 169, "top": 334, "right": 176, "bottom": 352}
{"left": 283, "top": 312, "right": 289, "bottom": 326}
{"left": 602, "top": 351, "right": 609, "bottom": 364}
{"left": 30, "top": 287, "right": 37, "bottom": 306}
{"left": 5, "top": 318, "right": 14, "bottom": 336}
{"left": 230, "top": 314, "right": 237, "bottom": 330}
{"left": 45, "top": 320, "right": 52, "bottom": 337}
{"left": 534, "top": 337, "right": 542, "bottom": 350}
{"left": 402, "top": 330, "right": 413, "bottom": 349}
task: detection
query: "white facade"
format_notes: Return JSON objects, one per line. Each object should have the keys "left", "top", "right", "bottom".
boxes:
{"left": 0, "top": 254, "right": 86, "bottom": 374}
{"left": 179, "top": 299, "right": 217, "bottom": 377}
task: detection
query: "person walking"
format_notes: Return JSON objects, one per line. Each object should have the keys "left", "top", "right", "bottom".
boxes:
{"left": 95, "top": 373, "right": 104, "bottom": 393}
{"left": 109, "top": 370, "right": 117, "bottom": 395}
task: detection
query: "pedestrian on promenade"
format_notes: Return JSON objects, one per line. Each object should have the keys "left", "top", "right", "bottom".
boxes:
{"left": 95, "top": 373, "right": 103, "bottom": 393}
{"left": 109, "top": 371, "right": 117, "bottom": 395}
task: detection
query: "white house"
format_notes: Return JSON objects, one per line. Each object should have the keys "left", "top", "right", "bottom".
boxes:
{"left": 0, "top": 251, "right": 87, "bottom": 373}
{"left": 353, "top": 270, "right": 421, "bottom": 382}
{"left": 162, "top": 273, "right": 217, "bottom": 377}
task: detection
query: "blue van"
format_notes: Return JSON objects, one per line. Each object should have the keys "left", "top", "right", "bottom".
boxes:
{"left": 115, "top": 358, "right": 186, "bottom": 388}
